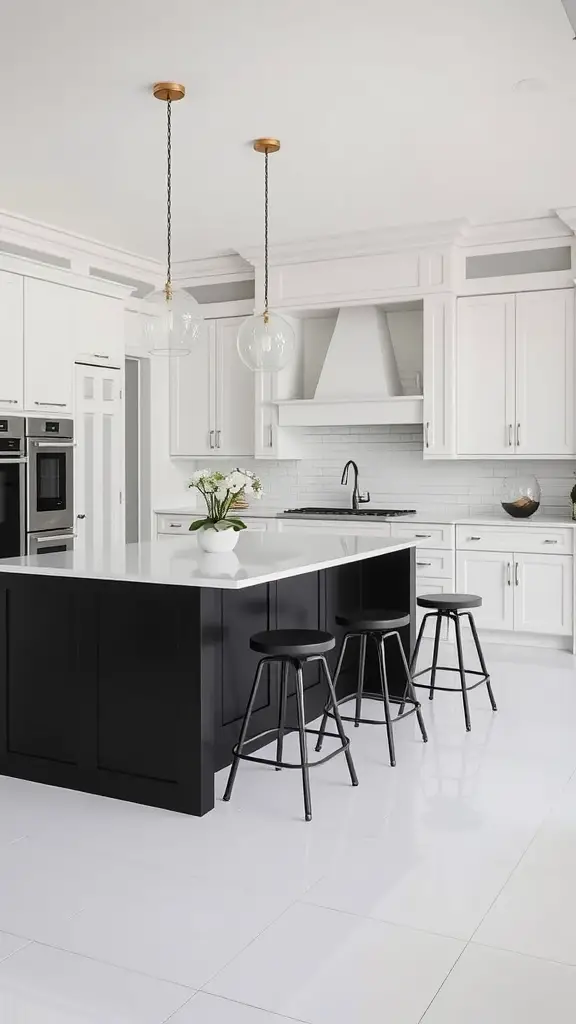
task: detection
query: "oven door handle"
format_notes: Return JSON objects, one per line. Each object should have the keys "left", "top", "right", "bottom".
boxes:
{"left": 34, "top": 533, "right": 77, "bottom": 544}
{"left": 30, "top": 441, "right": 76, "bottom": 448}
{"left": 0, "top": 457, "right": 28, "bottom": 464}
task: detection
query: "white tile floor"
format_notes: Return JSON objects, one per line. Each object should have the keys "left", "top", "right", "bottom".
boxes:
{"left": 0, "top": 640, "right": 576, "bottom": 1021}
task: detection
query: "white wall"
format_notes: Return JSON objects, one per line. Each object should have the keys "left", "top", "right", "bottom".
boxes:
{"left": 160, "top": 424, "right": 576, "bottom": 518}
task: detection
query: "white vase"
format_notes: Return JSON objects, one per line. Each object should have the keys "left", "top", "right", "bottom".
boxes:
{"left": 197, "top": 526, "right": 240, "bottom": 553}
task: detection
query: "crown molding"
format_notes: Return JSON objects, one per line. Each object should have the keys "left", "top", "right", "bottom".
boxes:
{"left": 555, "top": 208, "right": 576, "bottom": 235}
{"left": 237, "top": 219, "right": 468, "bottom": 267}
{"left": 172, "top": 251, "right": 253, "bottom": 286}
{"left": 458, "top": 215, "right": 573, "bottom": 247}
{"left": 0, "top": 209, "right": 162, "bottom": 283}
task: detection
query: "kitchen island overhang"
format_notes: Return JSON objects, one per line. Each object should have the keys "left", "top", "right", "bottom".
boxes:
{"left": 0, "top": 532, "right": 416, "bottom": 816}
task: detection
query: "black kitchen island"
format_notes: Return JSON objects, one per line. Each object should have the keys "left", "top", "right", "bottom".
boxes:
{"left": 0, "top": 531, "right": 416, "bottom": 815}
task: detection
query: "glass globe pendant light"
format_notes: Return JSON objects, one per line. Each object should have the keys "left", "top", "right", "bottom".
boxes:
{"left": 237, "top": 139, "right": 295, "bottom": 372}
{"left": 145, "top": 82, "right": 203, "bottom": 357}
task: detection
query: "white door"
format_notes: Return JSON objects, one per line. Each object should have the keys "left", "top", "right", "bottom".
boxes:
{"left": 456, "top": 294, "right": 515, "bottom": 455}
{"left": 24, "top": 279, "right": 75, "bottom": 413}
{"left": 515, "top": 289, "right": 575, "bottom": 456}
{"left": 169, "top": 323, "right": 214, "bottom": 456}
{"left": 213, "top": 316, "right": 254, "bottom": 457}
{"left": 456, "top": 550, "right": 514, "bottom": 630}
{"left": 0, "top": 271, "right": 24, "bottom": 410}
{"left": 74, "top": 364, "right": 124, "bottom": 553}
{"left": 514, "top": 553, "right": 573, "bottom": 635}
{"left": 422, "top": 294, "right": 456, "bottom": 458}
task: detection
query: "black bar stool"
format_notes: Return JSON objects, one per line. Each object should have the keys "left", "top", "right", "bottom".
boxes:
{"left": 223, "top": 629, "right": 358, "bottom": 822}
{"left": 316, "top": 611, "right": 428, "bottom": 767}
{"left": 409, "top": 594, "right": 497, "bottom": 732}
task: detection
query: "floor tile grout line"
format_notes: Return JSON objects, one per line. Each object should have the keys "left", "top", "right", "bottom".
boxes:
{"left": 416, "top": 942, "right": 469, "bottom": 1024}
{"left": 470, "top": 937, "right": 576, "bottom": 971}
{"left": 295, "top": 896, "right": 470, "bottom": 944}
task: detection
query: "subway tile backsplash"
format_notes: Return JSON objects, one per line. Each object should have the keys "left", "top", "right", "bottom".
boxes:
{"left": 171, "top": 425, "right": 576, "bottom": 518}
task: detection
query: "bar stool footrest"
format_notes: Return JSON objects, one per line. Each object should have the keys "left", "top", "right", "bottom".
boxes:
{"left": 412, "top": 665, "right": 490, "bottom": 693}
{"left": 322, "top": 691, "right": 422, "bottom": 727}
{"left": 232, "top": 726, "right": 352, "bottom": 770}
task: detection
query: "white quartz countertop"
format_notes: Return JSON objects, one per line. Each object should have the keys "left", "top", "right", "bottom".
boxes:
{"left": 0, "top": 533, "right": 417, "bottom": 590}
{"left": 155, "top": 507, "right": 576, "bottom": 528}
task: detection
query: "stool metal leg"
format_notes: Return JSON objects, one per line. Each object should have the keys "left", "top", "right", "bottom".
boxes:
{"left": 453, "top": 612, "right": 472, "bottom": 732}
{"left": 465, "top": 612, "right": 497, "bottom": 712}
{"left": 429, "top": 613, "right": 443, "bottom": 701}
{"left": 276, "top": 662, "right": 289, "bottom": 770}
{"left": 354, "top": 633, "right": 367, "bottom": 727}
{"left": 376, "top": 635, "right": 396, "bottom": 767}
{"left": 319, "top": 656, "right": 359, "bottom": 787}
{"left": 315, "top": 632, "right": 353, "bottom": 753}
{"left": 390, "top": 631, "right": 428, "bottom": 744}
{"left": 294, "top": 663, "right": 312, "bottom": 821}
{"left": 409, "top": 612, "right": 434, "bottom": 675}
{"left": 223, "top": 658, "right": 267, "bottom": 801}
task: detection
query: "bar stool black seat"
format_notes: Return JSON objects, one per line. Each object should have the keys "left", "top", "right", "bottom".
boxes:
{"left": 316, "top": 610, "right": 427, "bottom": 768}
{"left": 223, "top": 628, "right": 358, "bottom": 822}
{"left": 410, "top": 593, "right": 497, "bottom": 732}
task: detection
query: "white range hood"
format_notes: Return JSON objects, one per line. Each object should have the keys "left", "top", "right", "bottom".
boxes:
{"left": 276, "top": 304, "right": 423, "bottom": 428}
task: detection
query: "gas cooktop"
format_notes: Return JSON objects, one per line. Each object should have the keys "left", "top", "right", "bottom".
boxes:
{"left": 280, "top": 507, "right": 417, "bottom": 518}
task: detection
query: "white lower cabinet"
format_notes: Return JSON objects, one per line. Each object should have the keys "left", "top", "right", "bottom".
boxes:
{"left": 416, "top": 577, "right": 453, "bottom": 640}
{"left": 457, "top": 549, "right": 573, "bottom": 637}
{"left": 514, "top": 552, "right": 573, "bottom": 636}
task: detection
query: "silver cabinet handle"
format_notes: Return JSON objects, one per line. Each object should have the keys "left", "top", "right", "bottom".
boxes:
{"left": 216, "top": 430, "right": 221, "bottom": 449}
{"left": 508, "top": 424, "right": 513, "bottom": 447}
{"left": 268, "top": 424, "right": 274, "bottom": 448}
{"left": 0, "top": 399, "right": 18, "bottom": 404}
{"left": 169, "top": 522, "right": 183, "bottom": 528}
{"left": 516, "top": 422, "right": 521, "bottom": 446}
{"left": 506, "top": 562, "right": 511, "bottom": 586}
{"left": 209, "top": 430, "right": 215, "bottom": 448}
{"left": 32, "top": 441, "right": 76, "bottom": 448}
{"left": 543, "top": 539, "right": 558, "bottom": 544}
{"left": 34, "top": 401, "right": 67, "bottom": 407}
{"left": 91, "top": 353, "right": 109, "bottom": 360}
{"left": 415, "top": 533, "right": 432, "bottom": 539}
{"left": 469, "top": 535, "right": 481, "bottom": 541}
{"left": 425, "top": 422, "right": 430, "bottom": 449}
{"left": 417, "top": 561, "right": 433, "bottom": 567}
{"left": 515, "top": 561, "right": 519, "bottom": 587}
{"left": 36, "top": 533, "right": 76, "bottom": 543}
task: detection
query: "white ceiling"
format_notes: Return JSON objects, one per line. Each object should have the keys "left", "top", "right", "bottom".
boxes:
{"left": 1, "top": 0, "right": 576, "bottom": 261}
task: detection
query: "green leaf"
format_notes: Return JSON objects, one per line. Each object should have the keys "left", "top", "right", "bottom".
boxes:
{"left": 226, "top": 518, "right": 247, "bottom": 530}
{"left": 214, "top": 520, "right": 235, "bottom": 531}
{"left": 189, "top": 519, "right": 211, "bottom": 531}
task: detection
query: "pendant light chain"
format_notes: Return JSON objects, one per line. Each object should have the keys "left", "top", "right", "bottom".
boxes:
{"left": 263, "top": 148, "right": 269, "bottom": 320}
{"left": 165, "top": 97, "right": 173, "bottom": 300}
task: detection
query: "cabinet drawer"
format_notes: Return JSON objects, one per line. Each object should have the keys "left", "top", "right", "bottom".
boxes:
{"left": 277, "top": 520, "right": 392, "bottom": 537}
{"left": 456, "top": 524, "right": 573, "bottom": 555}
{"left": 390, "top": 522, "right": 454, "bottom": 549}
{"left": 415, "top": 548, "right": 454, "bottom": 578}
{"left": 156, "top": 514, "right": 193, "bottom": 534}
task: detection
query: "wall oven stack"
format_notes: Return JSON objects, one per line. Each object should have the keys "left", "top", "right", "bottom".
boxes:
{"left": 0, "top": 418, "right": 27, "bottom": 559}
{"left": 26, "top": 418, "right": 75, "bottom": 554}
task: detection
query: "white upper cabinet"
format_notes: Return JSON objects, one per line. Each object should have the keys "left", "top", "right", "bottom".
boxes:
{"left": 24, "top": 278, "right": 75, "bottom": 414}
{"left": 457, "top": 294, "right": 515, "bottom": 456}
{"left": 214, "top": 316, "right": 254, "bottom": 457}
{"left": 0, "top": 271, "right": 24, "bottom": 410}
{"left": 456, "top": 289, "right": 576, "bottom": 458}
{"left": 170, "top": 316, "right": 253, "bottom": 458}
{"left": 73, "top": 289, "right": 125, "bottom": 367}
{"left": 515, "top": 289, "right": 575, "bottom": 456}
{"left": 422, "top": 294, "right": 456, "bottom": 458}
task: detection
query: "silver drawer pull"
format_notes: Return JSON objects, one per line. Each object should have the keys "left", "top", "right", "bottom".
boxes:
{"left": 543, "top": 539, "right": 558, "bottom": 544}
{"left": 417, "top": 561, "right": 433, "bottom": 567}
{"left": 169, "top": 522, "right": 183, "bottom": 528}
{"left": 0, "top": 399, "right": 18, "bottom": 404}
{"left": 468, "top": 536, "right": 481, "bottom": 541}
{"left": 34, "top": 401, "right": 67, "bottom": 407}
{"left": 33, "top": 441, "right": 76, "bottom": 448}
{"left": 414, "top": 533, "right": 432, "bottom": 539}
{"left": 91, "top": 353, "right": 110, "bottom": 360}
{"left": 36, "top": 533, "right": 76, "bottom": 543}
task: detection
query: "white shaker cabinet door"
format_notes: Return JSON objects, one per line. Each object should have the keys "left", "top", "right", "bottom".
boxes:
{"left": 0, "top": 271, "right": 24, "bottom": 410}
{"left": 214, "top": 316, "right": 254, "bottom": 457}
{"left": 515, "top": 289, "right": 575, "bottom": 456}
{"left": 422, "top": 294, "right": 456, "bottom": 458}
{"left": 456, "top": 294, "right": 515, "bottom": 455}
{"left": 74, "top": 364, "right": 124, "bottom": 553}
{"left": 513, "top": 553, "right": 573, "bottom": 636}
{"left": 169, "top": 323, "right": 214, "bottom": 457}
{"left": 24, "top": 278, "right": 75, "bottom": 414}
{"left": 456, "top": 550, "right": 514, "bottom": 631}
